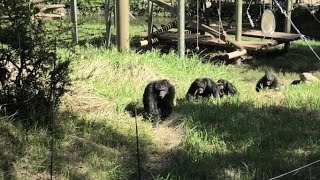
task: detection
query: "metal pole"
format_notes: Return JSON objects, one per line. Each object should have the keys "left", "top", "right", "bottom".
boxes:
{"left": 235, "top": 0, "right": 242, "bottom": 41}
{"left": 116, "top": 0, "right": 130, "bottom": 51}
{"left": 70, "top": 0, "right": 78, "bottom": 44}
{"left": 178, "top": 0, "right": 185, "bottom": 58}
{"left": 105, "top": 0, "right": 112, "bottom": 48}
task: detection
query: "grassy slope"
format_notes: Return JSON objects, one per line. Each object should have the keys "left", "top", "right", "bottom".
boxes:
{"left": 1, "top": 17, "right": 320, "bottom": 180}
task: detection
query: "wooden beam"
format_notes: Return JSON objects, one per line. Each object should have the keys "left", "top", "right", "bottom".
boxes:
{"left": 223, "top": 49, "right": 247, "bottom": 59}
{"left": 32, "top": 0, "right": 47, "bottom": 4}
{"left": 34, "top": 13, "right": 64, "bottom": 21}
{"left": 70, "top": 0, "right": 78, "bottom": 44}
{"left": 139, "top": 38, "right": 159, "bottom": 47}
{"left": 150, "top": 0, "right": 176, "bottom": 14}
{"left": 34, "top": 4, "right": 65, "bottom": 13}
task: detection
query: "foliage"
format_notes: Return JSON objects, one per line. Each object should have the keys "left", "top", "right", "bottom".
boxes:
{"left": 0, "top": 0, "right": 70, "bottom": 126}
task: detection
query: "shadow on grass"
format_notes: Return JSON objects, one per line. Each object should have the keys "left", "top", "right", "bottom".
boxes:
{"left": 0, "top": 110, "right": 153, "bottom": 179}
{"left": 51, "top": 110, "right": 153, "bottom": 179}
{"left": 163, "top": 100, "right": 320, "bottom": 179}
{"left": 0, "top": 117, "right": 25, "bottom": 180}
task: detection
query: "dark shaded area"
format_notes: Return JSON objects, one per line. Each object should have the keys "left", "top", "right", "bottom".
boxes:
{"left": 125, "top": 102, "right": 145, "bottom": 118}
{"left": 244, "top": 42, "right": 320, "bottom": 73}
{"left": 53, "top": 111, "right": 153, "bottom": 179}
{"left": 159, "top": 100, "right": 320, "bottom": 179}
{"left": 0, "top": 118, "right": 25, "bottom": 180}
{"left": 275, "top": 5, "right": 320, "bottom": 40}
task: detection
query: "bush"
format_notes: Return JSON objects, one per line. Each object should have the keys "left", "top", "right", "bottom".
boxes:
{"left": 0, "top": 0, "right": 70, "bottom": 126}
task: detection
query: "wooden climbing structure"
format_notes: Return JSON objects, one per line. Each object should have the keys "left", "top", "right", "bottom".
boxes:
{"left": 33, "top": 0, "right": 65, "bottom": 21}
{"left": 139, "top": 0, "right": 302, "bottom": 60}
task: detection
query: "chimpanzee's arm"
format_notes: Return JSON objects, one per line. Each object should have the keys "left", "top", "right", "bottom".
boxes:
{"left": 143, "top": 83, "right": 157, "bottom": 115}
{"left": 227, "top": 82, "right": 238, "bottom": 95}
{"left": 185, "top": 82, "right": 198, "bottom": 101}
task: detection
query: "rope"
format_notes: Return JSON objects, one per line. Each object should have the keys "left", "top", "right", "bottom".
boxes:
{"left": 305, "top": 5, "right": 320, "bottom": 24}
{"left": 273, "top": 0, "right": 320, "bottom": 61}
{"left": 269, "top": 159, "right": 320, "bottom": 180}
{"left": 246, "top": 0, "right": 255, "bottom": 27}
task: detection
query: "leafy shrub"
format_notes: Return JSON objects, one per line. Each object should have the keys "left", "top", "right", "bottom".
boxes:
{"left": 0, "top": 0, "right": 70, "bottom": 126}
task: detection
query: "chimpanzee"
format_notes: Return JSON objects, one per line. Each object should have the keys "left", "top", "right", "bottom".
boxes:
{"left": 217, "top": 79, "right": 239, "bottom": 97}
{"left": 186, "top": 78, "right": 220, "bottom": 101}
{"left": 143, "top": 79, "right": 175, "bottom": 127}
{"left": 256, "top": 72, "right": 279, "bottom": 92}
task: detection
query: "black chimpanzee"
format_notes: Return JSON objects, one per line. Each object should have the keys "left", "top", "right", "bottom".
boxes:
{"left": 217, "top": 79, "right": 239, "bottom": 97}
{"left": 186, "top": 78, "right": 220, "bottom": 101}
{"left": 256, "top": 72, "right": 279, "bottom": 92}
{"left": 143, "top": 79, "right": 175, "bottom": 127}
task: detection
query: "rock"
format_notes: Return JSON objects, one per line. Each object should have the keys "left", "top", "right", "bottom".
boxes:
{"left": 300, "top": 72, "right": 319, "bottom": 83}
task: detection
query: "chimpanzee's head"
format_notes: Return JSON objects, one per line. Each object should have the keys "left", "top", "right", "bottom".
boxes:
{"left": 154, "top": 80, "right": 169, "bottom": 99}
{"left": 217, "top": 79, "right": 227, "bottom": 90}
{"left": 265, "top": 72, "right": 275, "bottom": 86}
{"left": 195, "top": 78, "right": 207, "bottom": 94}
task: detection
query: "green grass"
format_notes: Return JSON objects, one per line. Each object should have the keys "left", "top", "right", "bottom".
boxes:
{"left": 1, "top": 16, "right": 320, "bottom": 179}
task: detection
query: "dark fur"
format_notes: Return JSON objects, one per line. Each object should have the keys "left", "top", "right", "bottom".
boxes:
{"left": 291, "top": 80, "right": 302, "bottom": 85}
{"left": 143, "top": 79, "right": 175, "bottom": 127}
{"left": 186, "top": 78, "right": 220, "bottom": 101}
{"left": 256, "top": 72, "right": 279, "bottom": 92}
{"left": 217, "top": 79, "right": 239, "bottom": 97}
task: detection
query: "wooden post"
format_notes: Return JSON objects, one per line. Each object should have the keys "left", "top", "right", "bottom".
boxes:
{"left": 178, "top": 0, "right": 185, "bottom": 58}
{"left": 70, "top": 0, "right": 78, "bottom": 44}
{"left": 116, "top": 0, "right": 130, "bottom": 51}
{"left": 285, "top": 0, "right": 292, "bottom": 33}
{"left": 114, "top": 0, "right": 117, "bottom": 27}
{"left": 105, "top": 0, "right": 112, "bottom": 48}
{"left": 147, "top": 0, "right": 154, "bottom": 48}
{"left": 235, "top": 0, "right": 242, "bottom": 41}
{"left": 284, "top": 0, "right": 292, "bottom": 50}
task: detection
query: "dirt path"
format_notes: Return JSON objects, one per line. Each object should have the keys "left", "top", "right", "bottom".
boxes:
{"left": 143, "top": 119, "right": 185, "bottom": 179}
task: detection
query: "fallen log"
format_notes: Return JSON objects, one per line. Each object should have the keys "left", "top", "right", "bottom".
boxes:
{"left": 139, "top": 38, "right": 159, "bottom": 47}
{"left": 223, "top": 49, "right": 247, "bottom": 59}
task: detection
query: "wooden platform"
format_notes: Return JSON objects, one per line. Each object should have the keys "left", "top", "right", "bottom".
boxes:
{"left": 35, "top": 13, "right": 65, "bottom": 21}
{"left": 226, "top": 28, "right": 301, "bottom": 42}
{"left": 153, "top": 31, "right": 279, "bottom": 51}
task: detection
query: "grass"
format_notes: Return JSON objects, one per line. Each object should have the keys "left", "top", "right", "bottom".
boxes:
{"left": 1, "top": 15, "right": 320, "bottom": 179}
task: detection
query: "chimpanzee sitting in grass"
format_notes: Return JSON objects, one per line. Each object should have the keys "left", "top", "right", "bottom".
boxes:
{"left": 217, "top": 79, "right": 239, "bottom": 97}
{"left": 143, "top": 79, "right": 175, "bottom": 128}
{"left": 256, "top": 72, "right": 279, "bottom": 92}
{"left": 186, "top": 78, "right": 221, "bottom": 101}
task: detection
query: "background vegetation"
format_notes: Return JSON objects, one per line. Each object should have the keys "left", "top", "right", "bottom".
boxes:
{"left": 1, "top": 1, "right": 320, "bottom": 180}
